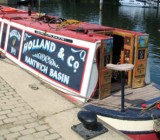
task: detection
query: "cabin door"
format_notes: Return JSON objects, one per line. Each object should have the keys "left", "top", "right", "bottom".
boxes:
{"left": 111, "top": 35, "right": 124, "bottom": 88}
{"left": 111, "top": 33, "right": 135, "bottom": 88}
{"left": 99, "top": 39, "right": 113, "bottom": 99}
{"left": 132, "top": 35, "right": 149, "bottom": 88}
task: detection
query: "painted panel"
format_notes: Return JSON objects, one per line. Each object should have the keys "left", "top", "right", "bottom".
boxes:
{"left": 99, "top": 38, "right": 113, "bottom": 99}
{"left": 20, "top": 31, "right": 88, "bottom": 92}
{"left": 0, "top": 23, "right": 7, "bottom": 50}
{"left": 7, "top": 26, "right": 22, "bottom": 58}
{"left": 0, "top": 22, "right": 1, "bottom": 47}
{"left": 132, "top": 34, "right": 149, "bottom": 88}
{"left": 138, "top": 35, "right": 148, "bottom": 48}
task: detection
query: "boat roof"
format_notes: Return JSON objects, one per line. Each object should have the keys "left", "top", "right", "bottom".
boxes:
{"left": 0, "top": 5, "right": 27, "bottom": 14}
{"left": 1, "top": 13, "right": 113, "bottom": 42}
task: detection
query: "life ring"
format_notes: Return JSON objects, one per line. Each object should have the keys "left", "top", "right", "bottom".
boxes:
{"left": 1, "top": 7, "right": 17, "bottom": 12}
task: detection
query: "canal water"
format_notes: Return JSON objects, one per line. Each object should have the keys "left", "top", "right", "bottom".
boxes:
{"left": 15, "top": 0, "right": 160, "bottom": 85}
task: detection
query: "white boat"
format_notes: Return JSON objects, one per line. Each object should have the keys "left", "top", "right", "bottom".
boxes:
{"left": 119, "top": 0, "right": 150, "bottom": 7}
{"left": 147, "top": 0, "right": 160, "bottom": 7}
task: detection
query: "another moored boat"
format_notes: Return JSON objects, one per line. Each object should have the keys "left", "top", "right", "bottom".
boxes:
{"left": 17, "top": 0, "right": 29, "bottom": 5}
{"left": 147, "top": 0, "right": 160, "bottom": 8}
{"left": 0, "top": 5, "right": 160, "bottom": 140}
{"left": 119, "top": 0, "right": 150, "bottom": 7}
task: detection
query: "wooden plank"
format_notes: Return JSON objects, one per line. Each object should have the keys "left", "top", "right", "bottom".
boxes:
{"left": 89, "top": 84, "right": 160, "bottom": 110}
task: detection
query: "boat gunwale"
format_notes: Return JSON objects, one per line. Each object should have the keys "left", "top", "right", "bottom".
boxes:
{"left": 84, "top": 104, "right": 160, "bottom": 121}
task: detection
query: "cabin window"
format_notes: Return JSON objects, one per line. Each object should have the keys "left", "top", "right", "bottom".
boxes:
{"left": 124, "top": 49, "right": 130, "bottom": 63}
{"left": 125, "top": 37, "right": 131, "bottom": 45}
{"left": 104, "top": 55, "right": 110, "bottom": 66}
{"left": 103, "top": 39, "right": 113, "bottom": 67}
{"left": 138, "top": 35, "right": 148, "bottom": 48}
{"left": 138, "top": 49, "right": 145, "bottom": 59}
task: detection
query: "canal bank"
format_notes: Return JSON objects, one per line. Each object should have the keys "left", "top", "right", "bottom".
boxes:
{"left": 0, "top": 58, "right": 131, "bottom": 140}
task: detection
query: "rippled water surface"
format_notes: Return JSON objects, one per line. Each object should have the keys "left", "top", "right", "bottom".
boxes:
{"left": 16, "top": 0, "right": 160, "bottom": 85}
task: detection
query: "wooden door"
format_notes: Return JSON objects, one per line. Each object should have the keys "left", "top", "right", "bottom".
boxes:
{"left": 99, "top": 38, "right": 113, "bottom": 99}
{"left": 132, "top": 34, "right": 149, "bottom": 88}
{"left": 111, "top": 31, "right": 135, "bottom": 87}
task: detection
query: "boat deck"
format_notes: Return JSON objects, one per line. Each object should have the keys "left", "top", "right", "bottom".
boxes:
{"left": 86, "top": 83, "right": 160, "bottom": 111}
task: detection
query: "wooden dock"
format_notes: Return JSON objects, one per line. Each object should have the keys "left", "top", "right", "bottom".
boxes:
{"left": 87, "top": 83, "right": 160, "bottom": 110}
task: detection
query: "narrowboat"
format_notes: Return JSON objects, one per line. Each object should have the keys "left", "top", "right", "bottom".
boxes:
{"left": 0, "top": 5, "right": 160, "bottom": 140}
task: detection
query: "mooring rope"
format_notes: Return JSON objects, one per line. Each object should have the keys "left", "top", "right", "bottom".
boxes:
{"left": 56, "top": 19, "right": 80, "bottom": 30}
{"left": 151, "top": 113, "right": 160, "bottom": 132}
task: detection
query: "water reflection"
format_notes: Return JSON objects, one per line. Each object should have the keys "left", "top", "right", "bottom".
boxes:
{"left": 118, "top": 6, "right": 147, "bottom": 32}
{"left": 102, "top": 5, "right": 160, "bottom": 85}
{"left": 117, "top": 7, "right": 160, "bottom": 84}
{"left": 16, "top": 1, "right": 160, "bottom": 85}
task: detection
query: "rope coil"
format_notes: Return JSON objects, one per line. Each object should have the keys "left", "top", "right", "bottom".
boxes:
{"left": 56, "top": 19, "right": 80, "bottom": 30}
{"left": 152, "top": 114, "right": 160, "bottom": 132}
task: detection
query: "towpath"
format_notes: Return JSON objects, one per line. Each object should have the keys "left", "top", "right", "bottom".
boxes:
{"left": 0, "top": 58, "right": 131, "bottom": 140}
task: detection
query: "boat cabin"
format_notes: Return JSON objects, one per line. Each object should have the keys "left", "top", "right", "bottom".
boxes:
{"left": 94, "top": 29, "right": 149, "bottom": 99}
{"left": 0, "top": 6, "right": 149, "bottom": 102}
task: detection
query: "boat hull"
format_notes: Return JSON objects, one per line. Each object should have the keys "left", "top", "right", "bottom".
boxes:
{"left": 98, "top": 115, "right": 160, "bottom": 140}
{"left": 119, "top": 0, "right": 150, "bottom": 7}
{"left": 127, "top": 133, "right": 160, "bottom": 140}
{"left": 84, "top": 104, "right": 160, "bottom": 140}
{"left": 119, "top": 3, "right": 149, "bottom": 7}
